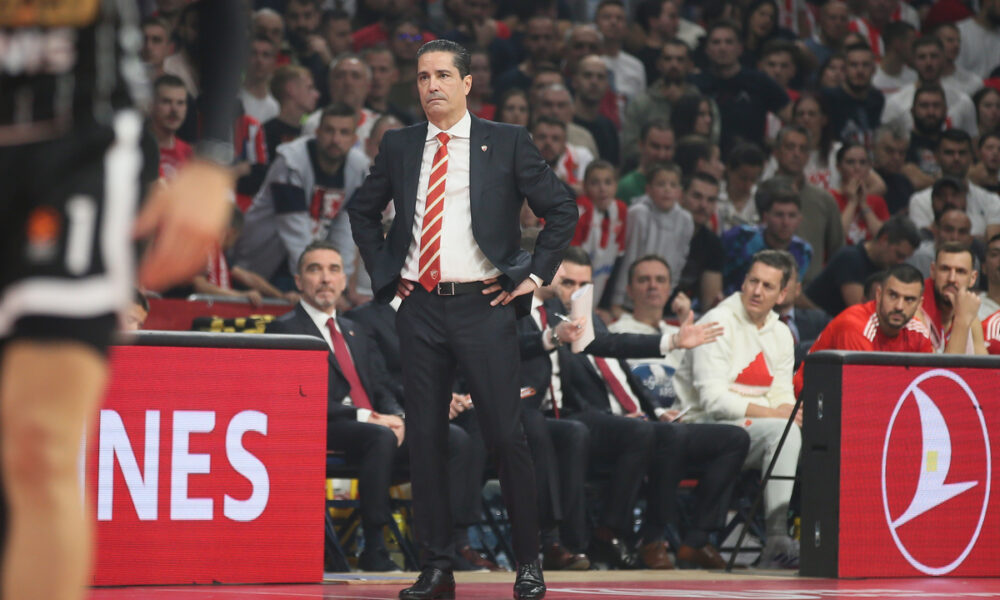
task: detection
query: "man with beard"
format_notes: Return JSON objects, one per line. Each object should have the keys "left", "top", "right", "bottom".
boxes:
{"left": 284, "top": 0, "right": 330, "bottom": 106}
{"left": 493, "top": 15, "right": 559, "bottom": 102}
{"left": 236, "top": 104, "right": 369, "bottom": 289}
{"left": 531, "top": 116, "right": 592, "bottom": 195}
{"left": 150, "top": 75, "right": 192, "bottom": 180}
{"left": 689, "top": 20, "right": 791, "bottom": 156}
{"left": 903, "top": 85, "right": 948, "bottom": 188}
{"left": 882, "top": 36, "right": 978, "bottom": 137}
{"left": 821, "top": 43, "right": 885, "bottom": 147}
{"left": 572, "top": 56, "right": 620, "bottom": 165}
{"left": 917, "top": 242, "right": 988, "bottom": 353}
{"left": 622, "top": 39, "right": 718, "bottom": 166}
{"left": 677, "top": 172, "right": 725, "bottom": 310}
{"left": 793, "top": 263, "right": 933, "bottom": 395}
{"left": 956, "top": 0, "right": 1000, "bottom": 79}
{"left": 908, "top": 129, "right": 1000, "bottom": 239}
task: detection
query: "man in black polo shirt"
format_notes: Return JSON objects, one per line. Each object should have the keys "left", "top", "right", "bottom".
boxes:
{"left": 689, "top": 19, "right": 790, "bottom": 156}
{"left": 572, "top": 55, "right": 621, "bottom": 165}
{"left": 805, "top": 215, "right": 922, "bottom": 317}
{"left": 821, "top": 43, "right": 885, "bottom": 147}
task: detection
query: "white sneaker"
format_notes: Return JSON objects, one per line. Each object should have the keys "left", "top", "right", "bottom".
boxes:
{"left": 757, "top": 536, "right": 799, "bottom": 569}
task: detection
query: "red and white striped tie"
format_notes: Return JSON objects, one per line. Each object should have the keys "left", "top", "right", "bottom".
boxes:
{"left": 418, "top": 132, "right": 450, "bottom": 291}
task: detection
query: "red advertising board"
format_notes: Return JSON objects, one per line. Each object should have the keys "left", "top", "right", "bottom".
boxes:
{"left": 839, "top": 366, "right": 998, "bottom": 577}
{"left": 85, "top": 345, "right": 327, "bottom": 585}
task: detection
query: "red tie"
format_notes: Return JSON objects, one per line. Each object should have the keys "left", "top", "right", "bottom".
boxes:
{"left": 537, "top": 306, "right": 560, "bottom": 419}
{"left": 594, "top": 357, "right": 639, "bottom": 414}
{"left": 326, "top": 318, "right": 372, "bottom": 410}
{"left": 418, "top": 132, "right": 450, "bottom": 291}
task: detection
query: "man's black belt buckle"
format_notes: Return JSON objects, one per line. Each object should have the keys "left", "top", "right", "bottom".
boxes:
{"left": 435, "top": 281, "right": 486, "bottom": 296}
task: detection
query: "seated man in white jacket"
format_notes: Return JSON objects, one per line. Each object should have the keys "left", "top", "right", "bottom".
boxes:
{"left": 673, "top": 249, "right": 802, "bottom": 569}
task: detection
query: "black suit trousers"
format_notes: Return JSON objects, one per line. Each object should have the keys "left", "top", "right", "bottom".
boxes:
{"left": 397, "top": 287, "right": 538, "bottom": 570}
{"left": 567, "top": 411, "right": 654, "bottom": 536}
{"left": 643, "top": 422, "right": 750, "bottom": 545}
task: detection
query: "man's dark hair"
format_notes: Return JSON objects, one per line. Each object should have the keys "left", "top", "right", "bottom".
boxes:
{"left": 978, "top": 130, "right": 1000, "bottom": 149}
{"left": 685, "top": 171, "right": 720, "bottom": 191}
{"left": 661, "top": 37, "right": 692, "bottom": 58}
{"left": 635, "top": 0, "right": 670, "bottom": 33}
{"left": 883, "top": 263, "right": 925, "bottom": 288}
{"left": 754, "top": 176, "right": 801, "bottom": 214}
{"left": 596, "top": 0, "right": 626, "bottom": 15}
{"left": 749, "top": 249, "right": 795, "bottom": 289}
{"left": 938, "top": 128, "right": 974, "bottom": 153}
{"left": 912, "top": 35, "right": 944, "bottom": 54}
{"left": 321, "top": 8, "right": 350, "bottom": 27}
{"left": 416, "top": 39, "right": 471, "bottom": 78}
{"left": 320, "top": 101, "right": 359, "bottom": 126}
{"left": 296, "top": 240, "right": 342, "bottom": 274}
{"left": 913, "top": 84, "right": 946, "bottom": 109}
{"left": 153, "top": 74, "right": 186, "bottom": 94}
{"left": 935, "top": 240, "right": 976, "bottom": 265}
{"left": 674, "top": 135, "right": 714, "bottom": 178}
{"left": 251, "top": 32, "right": 278, "bottom": 49}
{"left": 640, "top": 118, "right": 673, "bottom": 142}
{"left": 627, "top": 254, "right": 671, "bottom": 286}
{"left": 987, "top": 232, "right": 1000, "bottom": 246}
{"left": 835, "top": 141, "right": 868, "bottom": 165}
{"left": 727, "top": 142, "right": 766, "bottom": 168}
{"left": 882, "top": 20, "right": 915, "bottom": 47}
{"left": 561, "top": 246, "right": 592, "bottom": 267}
{"left": 531, "top": 114, "right": 566, "bottom": 132}
{"left": 931, "top": 175, "right": 968, "bottom": 201}
{"left": 875, "top": 214, "right": 922, "bottom": 248}
{"left": 705, "top": 18, "right": 742, "bottom": 40}
{"left": 843, "top": 41, "right": 873, "bottom": 56}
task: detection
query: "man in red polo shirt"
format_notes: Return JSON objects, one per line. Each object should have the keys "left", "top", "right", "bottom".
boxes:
{"left": 917, "top": 241, "right": 987, "bottom": 354}
{"left": 794, "top": 263, "right": 932, "bottom": 395}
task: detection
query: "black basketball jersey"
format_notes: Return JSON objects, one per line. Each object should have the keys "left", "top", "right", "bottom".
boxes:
{"left": 0, "top": 0, "right": 147, "bottom": 144}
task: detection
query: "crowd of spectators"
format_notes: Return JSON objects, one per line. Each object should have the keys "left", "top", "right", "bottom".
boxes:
{"left": 136, "top": 0, "right": 1000, "bottom": 575}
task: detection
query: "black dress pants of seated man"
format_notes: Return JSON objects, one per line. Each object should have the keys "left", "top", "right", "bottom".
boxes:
{"left": 328, "top": 418, "right": 472, "bottom": 567}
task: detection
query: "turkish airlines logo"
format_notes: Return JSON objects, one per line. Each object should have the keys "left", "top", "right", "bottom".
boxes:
{"left": 880, "top": 369, "right": 991, "bottom": 575}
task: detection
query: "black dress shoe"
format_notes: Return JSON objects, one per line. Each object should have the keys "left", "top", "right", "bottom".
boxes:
{"left": 589, "top": 535, "right": 637, "bottom": 569}
{"left": 399, "top": 568, "right": 455, "bottom": 600}
{"left": 513, "top": 561, "right": 546, "bottom": 600}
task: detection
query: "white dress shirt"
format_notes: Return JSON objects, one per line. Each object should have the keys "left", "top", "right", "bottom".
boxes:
{"left": 531, "top": 295, "right": 563, "bottom": 412}
{"left": 299, "top": 300, "right": 372, "bottom": 422}
{"left": 401, "top": 111, "right": 502, "bottom": 283}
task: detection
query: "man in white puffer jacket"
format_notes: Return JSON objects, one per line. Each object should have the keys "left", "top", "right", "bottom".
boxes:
{"left": 673, "top": 249, "right": 802, "bottom": 569}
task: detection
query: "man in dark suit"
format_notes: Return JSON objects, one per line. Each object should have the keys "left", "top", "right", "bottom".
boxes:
{"left": 527, "top": 248, "right": 748, "bottom": 570}
{"left": 267, "top": 241, "right": 473, "bottom": 572}
{"left": 774, "top": 262, "right": 831, "bottom": 367}
{"left": 349, "top": 39, "right": 577, "bottom": 600}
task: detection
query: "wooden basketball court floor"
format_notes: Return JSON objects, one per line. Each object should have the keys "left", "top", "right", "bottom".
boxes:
{"left": 88, "top": 570, "right": 1000, "bottom": 599}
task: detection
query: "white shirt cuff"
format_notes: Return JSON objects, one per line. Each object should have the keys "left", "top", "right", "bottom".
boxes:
{"left": 659, "top": 332, "right": 676, "bottom": 355}
{"left": 528, "top": 273, "right": 543, "bottom": 287}
{"left": 356, "top": 408, "right": 373, "bottom": 423}
{"left": 654, "top": 407, "right": 668, "bottom": 419}
{"left": 541, "top": 327, "right": 556, "bottom": 351}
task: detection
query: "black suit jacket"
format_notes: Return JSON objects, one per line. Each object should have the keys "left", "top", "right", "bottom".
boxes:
{"left": 344, "top": 300, "right": 404, "bottom": 399}
{"left": 517, "top": 297, "right": 665, "bottom": 415}
{"left": 266, "top": 303, "right": 403, "bottom": 421}
{"left": 348, "top": 114, "right": 578, "bottom": 316}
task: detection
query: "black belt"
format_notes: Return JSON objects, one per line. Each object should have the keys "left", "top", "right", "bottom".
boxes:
{"left": 433, "top": 281, "right": 488, "bottom": 296}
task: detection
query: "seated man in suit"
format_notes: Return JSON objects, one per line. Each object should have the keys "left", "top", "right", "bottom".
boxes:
{"left": 772, "top": 261, "right": 831, "bottom": 368}
{"left": 267, "top": 241, "right": 473, "bottom": 571}
{"left": 673, "top": 249, "right": 802, "bottom": 569}
{"left": 527, "top": 248, "right": 748, "bottom": 570}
